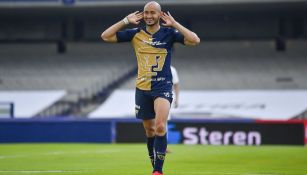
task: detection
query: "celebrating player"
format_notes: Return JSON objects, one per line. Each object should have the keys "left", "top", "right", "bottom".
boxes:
{"left": 101, "top": 1, "right": 200, "bottom": 175}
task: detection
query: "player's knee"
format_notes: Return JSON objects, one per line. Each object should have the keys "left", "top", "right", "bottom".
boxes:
{"left": 145, "top": 127, "right": 155, "bottom": 137}
{"left": 155, "top": 122, "right": 166, "bottom": 136}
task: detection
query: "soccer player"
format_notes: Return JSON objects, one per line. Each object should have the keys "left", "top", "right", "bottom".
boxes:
{"left": 166, "top": 65, "right": 180, "bottom": 154}
{"left": 171, "top": 66, "right": 180, "bottom": 109}
{"left": 101, "top": 1, "right": 200, "bottom": 175}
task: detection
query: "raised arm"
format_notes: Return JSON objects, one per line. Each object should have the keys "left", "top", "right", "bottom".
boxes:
{"left": 101, "top": 11, "right": 143, "bottom": 43}
{"left": 161, "top": 11, "right": 200, "bottom": 46}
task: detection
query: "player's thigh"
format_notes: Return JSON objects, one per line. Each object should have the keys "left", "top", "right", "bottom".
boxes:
{"left": 135, "top": 88, "right": 155, "bottom": 120}
{"left": 154, "top": 97, "right": 171, "bottom": 124}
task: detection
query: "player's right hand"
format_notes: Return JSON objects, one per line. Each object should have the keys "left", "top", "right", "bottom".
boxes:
{"left": 126, "top": 11, "right": 143, "bottom": 25}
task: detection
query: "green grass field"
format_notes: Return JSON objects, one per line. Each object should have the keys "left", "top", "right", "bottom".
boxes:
{"left": 0, "top": 144, "right": 306, "bottom": 175}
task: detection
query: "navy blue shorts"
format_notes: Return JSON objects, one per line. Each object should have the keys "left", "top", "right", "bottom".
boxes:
{"left": 135, "top": 88, "right": 173, "bottom": 120}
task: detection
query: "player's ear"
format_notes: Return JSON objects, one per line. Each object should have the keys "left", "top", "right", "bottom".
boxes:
{"left": 159, "top": 11, "right": 163, "bottom": 17}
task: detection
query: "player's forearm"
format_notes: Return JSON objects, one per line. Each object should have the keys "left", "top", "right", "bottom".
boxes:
{"left": 101, "top": 19, "right": 127, "bottom": 42}
{"left": 173, "top": 22, "right": 200, "bottom": 45}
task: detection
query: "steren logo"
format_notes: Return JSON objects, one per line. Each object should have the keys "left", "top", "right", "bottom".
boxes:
{"left": 143, "top": 40, "right": 166, "bottom": 46}
{"left": 183, "top": 127, "right": 261, "bottom": 145}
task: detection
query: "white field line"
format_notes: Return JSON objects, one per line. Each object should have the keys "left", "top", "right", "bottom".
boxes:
{"left": 244, "top": 173, "right": 280, "bottom": 175}
{"left": 0, "top": 150, "right": 119, "bottom": 159}
{"left": 171, "top": 172, "right": 281, "bottom": 175}
{"left": 0, "top": 170, "right": 285, "bottom": 175}
{"left": 0, "top": 170, "right": 84, "bottom": 174}
{"left": 175, "top": 173, "right": 237, "bottom": 175}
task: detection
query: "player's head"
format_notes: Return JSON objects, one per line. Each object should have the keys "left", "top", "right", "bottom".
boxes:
{"left": 143, "top": 1, "right": 162, "bottom": 26}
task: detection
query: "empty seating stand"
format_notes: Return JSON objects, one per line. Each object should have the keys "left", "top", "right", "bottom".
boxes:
{"left": 0, "top": 42, "right": 137, "bottom": 115}
{"left": 121, "top": 40, "right": 307, "bottom": 90}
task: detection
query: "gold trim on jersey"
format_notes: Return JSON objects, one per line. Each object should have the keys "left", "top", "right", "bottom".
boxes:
{"left": 132, "top": 30, "right": 168, "bottom": 90}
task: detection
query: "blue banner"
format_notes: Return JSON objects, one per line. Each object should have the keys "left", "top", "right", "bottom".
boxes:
{"left": 0, "top": 119, "right": 112, "bottom": 143}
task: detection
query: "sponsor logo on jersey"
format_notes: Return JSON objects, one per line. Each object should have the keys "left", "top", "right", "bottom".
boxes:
{"left": 143, "top": 40, "right": 167, "bottom": 46}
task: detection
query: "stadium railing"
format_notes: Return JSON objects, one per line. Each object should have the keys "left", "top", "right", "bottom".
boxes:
{"left": 0, "top": 102, "right": 14, "bottom": 119}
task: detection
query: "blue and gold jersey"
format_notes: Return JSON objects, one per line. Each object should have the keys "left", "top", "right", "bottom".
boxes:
{"left": 116, "top": 27, "right": 184, "bottom": 91}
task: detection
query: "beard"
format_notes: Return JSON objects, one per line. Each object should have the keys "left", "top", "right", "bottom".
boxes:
{"left": 145, "top": 19, "right": 159, "bottom": 26}
{"left": 146, "top": 22, "right": 156, "bottom": 26}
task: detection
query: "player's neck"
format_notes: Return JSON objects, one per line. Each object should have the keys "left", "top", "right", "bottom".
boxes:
{"left": 146, "top": 24, "right": 160, "bottom": 35}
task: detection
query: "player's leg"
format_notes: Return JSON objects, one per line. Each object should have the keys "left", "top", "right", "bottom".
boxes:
{"left": 153, "top": 97, "right": 171, "bottom": 174}
{"left": 166, "top": 105, "right": 172, "bottom": 153}
{"left": 135, "top": 88, "right": 156, "bottom": 169}
{"left": 143, "top": 119, "right": 156, "bottom": 168}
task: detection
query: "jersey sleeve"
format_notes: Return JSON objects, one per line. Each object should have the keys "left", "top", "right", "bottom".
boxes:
{"left": 173, "top": 29, "right": 185, "bottom": 44}
{"left": 116, "top": 28, "right": 139, "bottom": 42}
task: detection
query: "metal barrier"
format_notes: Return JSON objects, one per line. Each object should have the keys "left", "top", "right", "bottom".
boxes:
{"left": 0, "top": 102, "right": 14, "bottom": 119}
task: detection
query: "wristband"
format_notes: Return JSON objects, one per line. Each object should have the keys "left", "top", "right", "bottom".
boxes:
{"left": 123, "top": 17, "right": 129, "bottom": 25}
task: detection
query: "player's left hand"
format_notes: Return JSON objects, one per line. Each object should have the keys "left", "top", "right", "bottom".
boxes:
{"left": 161, "top": 11, "right": 177, "bottom": 27}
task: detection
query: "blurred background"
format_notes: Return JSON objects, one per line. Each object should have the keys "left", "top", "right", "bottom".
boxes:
{"left": 0, "top": 0, "right": 307, "bottom": 145}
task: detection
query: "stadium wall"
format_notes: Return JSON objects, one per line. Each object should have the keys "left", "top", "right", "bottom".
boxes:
{"left": 0, "top": 118, "right": 305, "bottom": 145}
{"left": 0, "top": 119, "right": 113, "bottom": 143}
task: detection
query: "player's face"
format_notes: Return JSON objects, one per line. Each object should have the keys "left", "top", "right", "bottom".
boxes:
{"left": 143, "top": 5, "right": 161, "bottom": 26}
